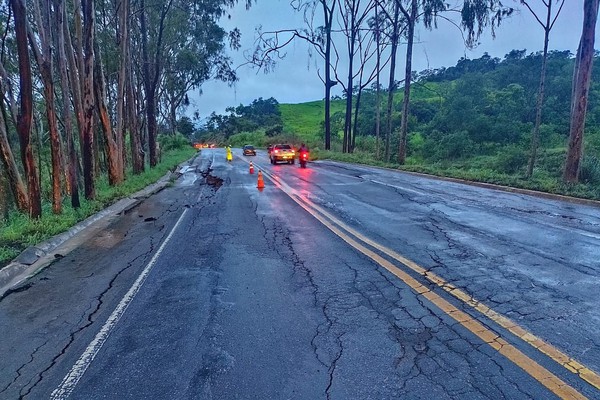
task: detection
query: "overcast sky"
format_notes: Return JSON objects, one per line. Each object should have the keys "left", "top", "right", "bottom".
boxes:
{"left": 188, "top": 1, "right": 599, "bottom": 120}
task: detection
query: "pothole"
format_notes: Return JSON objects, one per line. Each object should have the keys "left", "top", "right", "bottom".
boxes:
{"left": 206, "top": 174, "right": 223, "bottom": 189}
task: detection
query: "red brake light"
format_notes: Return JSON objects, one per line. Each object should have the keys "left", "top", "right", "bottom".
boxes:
{"left": 274, "top": 149, "right": 279, "bottom": 153}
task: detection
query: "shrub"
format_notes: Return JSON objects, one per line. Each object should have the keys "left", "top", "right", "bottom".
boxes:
{"left": 425, "top": 131, "right": 475, "bottom": 161}
{"left": 579, "top": 155, "right": 600, "bottom": 184}
{"left": 493, "top": 145, "right": 528, "bottom": 174}
{"left": 158, "top": 133, "right": 190, "bottom": 151}
{"left": 265, "top": 124, "right": 284, "bottom": 137}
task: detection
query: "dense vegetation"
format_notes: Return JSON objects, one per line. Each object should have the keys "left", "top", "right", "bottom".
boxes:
{"left": 196, "top": 50, "right": 600, "bottom": 200}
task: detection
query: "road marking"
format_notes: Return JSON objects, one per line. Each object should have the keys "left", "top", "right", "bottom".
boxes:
{"left": 50, "top": 209, "right": 189, "bottom": 400}
{"left": 262, "top": 169, "right": 595, "bottom": 399}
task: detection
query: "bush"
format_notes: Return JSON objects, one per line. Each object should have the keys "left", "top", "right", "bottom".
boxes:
{"left": 493, "top": 145, "right": 528, "bottom": 174}
{"left": 228, "top": 131, "right": 267, "bottom": 147}
{"left": 158, "top": 133, "right": 190, "bottom": 151}
{"left": 353, "top": 135, "right": 377, "bottom": 153}
{"left": 265, "top": 124, "right": 284, "bottom": 137}
{"left": 408, "top": 132, "right": 425, "bottom": 158}
{"left": 425, "top": 131, "right": 475, "bottom": 161}
{"left": 579, "top": 155, "right": 600, "bottom": 184}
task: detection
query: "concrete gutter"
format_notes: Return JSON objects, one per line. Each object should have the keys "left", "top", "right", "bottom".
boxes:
{"left": 0, "top": 163, "right": 189, "bottom": 298}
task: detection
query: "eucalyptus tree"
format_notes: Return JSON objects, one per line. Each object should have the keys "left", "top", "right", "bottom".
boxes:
{"left": 520, "top": 0, "right": 565, "bottom": 178}
{"left": 28, "top": 0, "right": 65, "bottom": 213}
{"left": 564, "top": 0, "right": 599, "bottom": 183}
{"left": 139, "top": 0, "right": 172, "bottom": 167}
{"left": 251, "top": 0, "right": 338, "bottom": 150}
{"left": 381, "top": 0, "right": 401, "bottom": 162}
{"left": 54, "top": 0, "right": 80, "bottom": 208}
{"left": 116, "top": 0, "right": 129, "bottom": 177}
{"left": 334, "top": 0, "right": 376, "bottom": 153}
{"left": 81, "top": 0, "right": 96, "bottom": 199}
{"left": 350, "top": 17, "right": 390, "bottom": 153}
{"left": 0, "top": 89, "right": 28, "bottom": 213}
{"left": 0, "top": 61, "right": 29, "bottom": 212}
{"left": 138, "top": 0, "right": 247, "bottom": 166}
{"left": 159, "top": 4, "right": 240, "bottom": 136}
{"left": 9, "top": 0, "right": 41, "bottom": 217}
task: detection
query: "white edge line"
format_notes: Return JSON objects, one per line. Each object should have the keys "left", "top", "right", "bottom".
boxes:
{"left": 50, "top": 208, "right": 189, "bottom": 400}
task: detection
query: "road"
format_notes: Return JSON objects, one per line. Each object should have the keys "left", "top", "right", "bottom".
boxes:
{"left": 1, "top": 147, "right": 599, "bottom": 399}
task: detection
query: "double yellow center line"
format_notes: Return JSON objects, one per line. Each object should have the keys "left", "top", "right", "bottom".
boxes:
{"left": 257, "top": 166, "right": 599, "bottom": 399}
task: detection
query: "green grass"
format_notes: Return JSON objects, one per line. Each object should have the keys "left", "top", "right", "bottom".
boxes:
{"left": 0, "top": 147, "right": 196, "bottom": 268}
{"left": 278, "top": 97, "right": 600, "bottom": 202}
{"left": 279, "top": 99, "right": 345, "bottom": 139}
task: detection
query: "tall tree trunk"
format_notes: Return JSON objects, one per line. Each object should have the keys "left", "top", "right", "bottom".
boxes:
{"left": 116, "top": 0, "right": 129, "bottom": 177}
{"left": 94, "top": 43, "right": 123, "bottom": 185}
{"left": 11, "top": 0, "right": 41, "bottom": 218}
{"left": 352, "top": 87, "right": 363, "bottom": 152}
{"left": 323, "top": 0, "right": 336, "bottom": 151}
{"left": 398, "top": 0, "right": 416, "bottom": 165}
{"left": 563, "top": 0, "right": 599, "bottom": 183}
{"left": 31, "top": 0, "right": 63, "bottom": 214}
{"left": 385, "top": 1, "right": 400, "bottom": 162}
{"left": 55, "top": 0, "right": 80, "bottom": 208}
{"left": 170, "top": 96, "right": 177, "bottom": 136}
{"left": 0, "top": 97, "right": 28, "bottom": 212}
{"left": 375, "top": 0, "right": 381, "bottom": 160}
{"left": 64, "top": 0, "right": 85, "bottom": 152}
{"left": 128, "top": 63, "right": 144, "bottom": 174}
{"left": 140, "top": 0, "right": 173, "bottom": 167}
{"left": 526, "top": 2, "right": 555, "bottom": 178}
{"left": 82, "top": 0, "right": 96, "bottom": 199}
{"left": 343, "top": 44, "right": 355, "bottom": 153}
{"left": 141, "top": 7, "right": 158, "bottom": 167}
{"left": 0, "top": 163, "right": 7, "bottom": 221}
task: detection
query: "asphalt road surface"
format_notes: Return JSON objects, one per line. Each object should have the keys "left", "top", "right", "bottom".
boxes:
{"left": 1, "top": 148, "right": 599, "bottom": 399}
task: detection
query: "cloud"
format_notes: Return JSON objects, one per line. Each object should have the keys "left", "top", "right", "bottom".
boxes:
{"left": 189, "top": 1, "right": 597, "bottom": 120}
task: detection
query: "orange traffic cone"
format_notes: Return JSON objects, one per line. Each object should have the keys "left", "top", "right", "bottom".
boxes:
{"left": 249, "top": 161, "right": 255, "bottom": 174}
{"left": 257, "top": 170, "right": 265, "bottom": 189}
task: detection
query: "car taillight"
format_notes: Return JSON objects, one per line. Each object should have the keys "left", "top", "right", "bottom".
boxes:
{"left": 274, "top": 150, "right": 279, "bottom": 153}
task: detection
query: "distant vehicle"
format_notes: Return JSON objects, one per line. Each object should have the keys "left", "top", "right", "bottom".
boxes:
{"left": 270, "top": 144, "right": 295, "bottom": 165}
{"left": 299, "top": 150, "right": 309, "bottom": 168}
{"left": 243, "top": 145, "right": 256, "bottom": 156}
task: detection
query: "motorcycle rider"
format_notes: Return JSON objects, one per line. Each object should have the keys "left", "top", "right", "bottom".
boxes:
{"left": 297, "top": 143, "right": 309, "bottom": 167}
{"left": 298, "top": 143, "right": 308, "bottom": 155}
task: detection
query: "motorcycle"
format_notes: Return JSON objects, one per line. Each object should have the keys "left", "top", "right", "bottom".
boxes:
{"left": 299, "top": 151, "right": 309, "bottom": 168}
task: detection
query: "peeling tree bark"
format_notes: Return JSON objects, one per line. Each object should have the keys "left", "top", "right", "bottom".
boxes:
{"left": 55, "top": 0, "right": 80, "bottom": 209}
{"left": 10, "top": 0, "right": 41, "bottom": 218}
{"left": 94, "top": 43, "right": 123, "bottom": 185}
{"left": 30, "top": 0, "right": 63, "bottom": 214}
{"left": 82, "top": 0, "right": 96, "bottom": 199}
{"left": 385, "top": 0, "right": 400, "bottom": 162}
{"left": 117, "top": 0, "right": 129, "bottom": 177}
{"left": 563, "top": 0, "right": 599, "bottom": 183}
{"left": 397, "top": 0, "right": 417, "bottom": 165}
{"left": 128, "top": 62, "right": 144, "bottom": 174}
{"left": 0, "top": 94, "right": 28, "bottom": 213}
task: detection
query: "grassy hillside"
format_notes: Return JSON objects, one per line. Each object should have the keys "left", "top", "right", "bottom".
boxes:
{"left": 279, "top": 99, "right": 345, "bottom": 140}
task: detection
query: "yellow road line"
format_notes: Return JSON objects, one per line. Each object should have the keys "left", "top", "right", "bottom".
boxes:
{"left": 302, "top": 196, "right": 600, "bottom": 392}
{"left": 261, "top": 170, "right": 592, "bottom": 399}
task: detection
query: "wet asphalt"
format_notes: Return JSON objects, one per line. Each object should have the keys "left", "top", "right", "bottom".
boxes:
{"left": 0, "top": 148, "right": 599, "bottom": 399}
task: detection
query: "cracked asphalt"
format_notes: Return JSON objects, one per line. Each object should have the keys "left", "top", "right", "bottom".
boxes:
{"left": 0, "top": 148, "right": 599, "bottom": 399}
